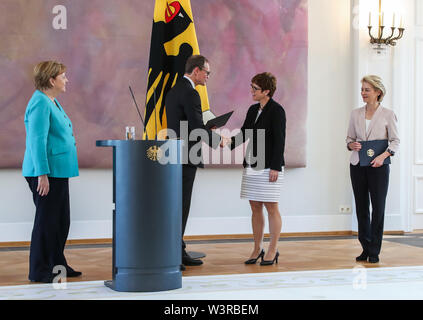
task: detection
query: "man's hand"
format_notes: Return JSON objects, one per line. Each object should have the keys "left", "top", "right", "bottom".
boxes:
{"left": 220, "top": 136, "right": 231, "bottom": 148}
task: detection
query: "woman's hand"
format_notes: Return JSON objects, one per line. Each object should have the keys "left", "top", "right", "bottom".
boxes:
{"left": 370, "top": 151, "right": 390, "bottom": 168}
{"left": 348, "top": 142, "right": 362, "bottom": 151}
{"left": 37, "top": 175, "right": 49, "bottom": 196}
{"left": 269, "top": 170, "right": 279, "bottom": 182}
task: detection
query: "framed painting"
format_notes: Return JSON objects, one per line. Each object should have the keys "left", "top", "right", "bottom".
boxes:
{"left": 0, "top": 0, "right": 307, "bottom": 168}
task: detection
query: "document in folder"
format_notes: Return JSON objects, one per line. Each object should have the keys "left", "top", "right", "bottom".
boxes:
{"left": 205, "top": 111, "right": 234, "bottom": 129}
{"left": 358, "top": 140, "right": 391, "bottom": 166}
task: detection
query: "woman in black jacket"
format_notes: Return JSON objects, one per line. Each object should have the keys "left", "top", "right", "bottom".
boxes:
{"left": 230, "top": 72, "right": 286, "bottom": 266}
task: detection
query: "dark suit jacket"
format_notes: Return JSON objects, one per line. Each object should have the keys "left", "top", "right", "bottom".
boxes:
{"left": 165, "top": 77, "right": 221, "bottom": 168}
{"left": 231, "top": 98, "right": 286, "bottom": 171}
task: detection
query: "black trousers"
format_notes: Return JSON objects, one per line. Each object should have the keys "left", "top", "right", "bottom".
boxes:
{"left": 350, "top": 164, "right": 390, "bottom": 257}
{"left": 182, "top": 164, "right": 197, "bottom": 252}
{"left": 26, "top": 177, "right": 71, "bottom": 281}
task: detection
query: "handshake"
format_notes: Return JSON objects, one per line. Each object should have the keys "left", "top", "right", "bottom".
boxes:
{"left": 219, "top": 136, "right": 231, "bottom": 148}
{"left": 209, "top": 125, "right": 231, "bottom": 148}
{"left": 210, "top": 125, "right": 231, "bottom": 148}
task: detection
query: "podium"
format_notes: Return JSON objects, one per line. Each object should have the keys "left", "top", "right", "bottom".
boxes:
{"left": 96, "top": 139, "right": 182, "bottom": 292}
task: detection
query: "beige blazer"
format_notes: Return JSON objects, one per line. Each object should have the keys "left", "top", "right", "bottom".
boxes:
{"left": 346, "top": 105, "right": 400, "bottom": 165}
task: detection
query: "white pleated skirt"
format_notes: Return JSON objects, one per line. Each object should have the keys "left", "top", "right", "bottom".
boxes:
{"left": 240, "top": 167, "right": 284, "bottom": 202}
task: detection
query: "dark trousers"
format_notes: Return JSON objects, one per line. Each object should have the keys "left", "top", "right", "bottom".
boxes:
{"left": 26, "top": 177, "right": 71, "bottom": 281}
{"left": 350, "top": 164, "right": 390, "bottom": 257}
{"left": 182, "top": 164, "right": 197, "bottom": 253}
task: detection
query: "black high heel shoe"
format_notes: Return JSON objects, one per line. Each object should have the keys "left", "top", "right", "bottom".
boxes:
{"left": 244, "top": 249, "right": 265, "bottom": 264}
{"left": 260, "top": 251, "right": 279, "bottom": 266}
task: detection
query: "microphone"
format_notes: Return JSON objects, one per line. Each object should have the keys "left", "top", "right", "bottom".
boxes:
{"left": 128, "top": 85, "right": 148, "bottom": 140}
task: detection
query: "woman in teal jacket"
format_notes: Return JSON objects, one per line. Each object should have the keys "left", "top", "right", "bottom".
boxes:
{"left": 23, "top": 61, "right": 81, "bottom": 283}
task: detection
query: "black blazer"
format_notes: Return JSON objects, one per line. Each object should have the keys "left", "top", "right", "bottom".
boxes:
{"left": 231, "top": 98, "right": 286, "bottom": 171}
{"left": 165, "top": 77, "right": 221, "bottom": 168}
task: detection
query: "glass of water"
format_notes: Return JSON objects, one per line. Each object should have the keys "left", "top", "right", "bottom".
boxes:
{"left": 125, "top": 126, "right": 135, "bottom": 140}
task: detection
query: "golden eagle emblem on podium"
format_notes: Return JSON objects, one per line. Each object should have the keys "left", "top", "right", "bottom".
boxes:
{"left": 147, "top": 145, "right": 163, "bottom": 161}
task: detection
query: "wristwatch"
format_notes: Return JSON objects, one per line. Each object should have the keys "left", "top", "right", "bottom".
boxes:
{"left": 387, "top": 148, "right": 395, "bottom": 156}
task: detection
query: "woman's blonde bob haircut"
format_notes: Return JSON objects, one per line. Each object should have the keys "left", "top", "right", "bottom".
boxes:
{"left": 33, "top": 61, "right": 66, "bottom": 91}
{"left": 361, "top": 75, "right": 386, "bottom": 102}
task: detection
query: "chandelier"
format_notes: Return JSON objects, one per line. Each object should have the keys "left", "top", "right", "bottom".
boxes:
{"left": 367, "top": 0, "right": 405, "bottom": 53}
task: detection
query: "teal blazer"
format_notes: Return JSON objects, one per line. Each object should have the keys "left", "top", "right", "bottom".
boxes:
{"left": 22, "top": 90, "right": 79, "bottom": 178}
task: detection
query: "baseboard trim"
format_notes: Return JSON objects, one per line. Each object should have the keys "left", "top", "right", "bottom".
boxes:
{"left": 351, "top": 231, "right": 405, "bottom": 236}
{"left": 184, "top": 231, "right": 354, "bottom": 240}
{"left": 0, "top": 238, "right": 113, "bottom": 248}
{"left": 0, "top": 216, "right": 353, "bottom": 242}
{"left": 0, "top": 230, "right": 407, "bottom": 248}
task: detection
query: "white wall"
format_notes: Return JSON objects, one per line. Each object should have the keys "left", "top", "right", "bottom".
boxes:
{"left": 412, "top": 0, "right": 423, "bottom": 229}
{"left": 0, "top": 0, "right": 417, "bottom": 242}
{"left": 350, "top": 0, "right": 416, "bottom": 232}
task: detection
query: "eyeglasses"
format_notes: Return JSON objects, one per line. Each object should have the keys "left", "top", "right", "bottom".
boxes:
{"left": 201, "top": 68, "right": 211, "bottom": 76}
{"left": 250, "top": 84, "right": 262, "bottom": 91}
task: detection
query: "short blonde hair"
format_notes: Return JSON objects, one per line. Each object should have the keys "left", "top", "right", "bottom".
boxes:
{"left": 33, "top": 61, "right": 66, "bottom": 91}
{"left": 361, "top": 75, "right": 386, "bottom": 102}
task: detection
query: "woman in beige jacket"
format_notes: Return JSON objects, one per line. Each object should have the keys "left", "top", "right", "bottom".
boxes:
{"left": 346, "top": 75, "right": 400, "bottom": 263}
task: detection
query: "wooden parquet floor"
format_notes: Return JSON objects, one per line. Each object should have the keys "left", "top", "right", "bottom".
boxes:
{"left": 0, "top": 234, "right": 422, "bottom": 287}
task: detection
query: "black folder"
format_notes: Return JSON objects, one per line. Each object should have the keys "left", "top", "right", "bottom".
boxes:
{"left": 358, "top": 140, "right": 391, "bottom": 166}
{"left": 205, "top": 111, "right": 234, "bottom": 129}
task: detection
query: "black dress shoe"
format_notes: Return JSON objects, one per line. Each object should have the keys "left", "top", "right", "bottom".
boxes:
{"left": 66, "top": 267, "right": 82, "bottom": 277}
{"left": 356, "top": 251, "right": 369, "bottom": 262}
{"left": 67, "top": 270, "right": 82, "bottom": 277}
{"left": 244, "top": 249, "right": 265, "bottom": 264}
{"left": 29, "top": 274, "right": 56, "bottom": 283}
{"left": 368, "top": 256, "right": 379, "bottom": 263}
{"left": 182, "top": 255, "right": 203, "bottom": 266}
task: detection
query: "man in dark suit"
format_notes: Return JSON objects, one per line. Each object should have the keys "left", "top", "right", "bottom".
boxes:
{"left": 165, "top": 55, "right": 224, "bottom": 267}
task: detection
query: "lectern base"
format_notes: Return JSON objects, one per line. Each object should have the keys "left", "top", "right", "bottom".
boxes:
{"left": 104, "top": 280, "right": 113, "bottom": 289}
{"left": 104, "top": 269, "right": 182, "bottom": 292}
{"left": 97, "top": 140, "right": 183, "bottom": 293}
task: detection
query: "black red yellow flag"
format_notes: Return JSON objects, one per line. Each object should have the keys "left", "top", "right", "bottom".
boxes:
{"left": 144, "top": 0, "right": 211, "bottom": 140}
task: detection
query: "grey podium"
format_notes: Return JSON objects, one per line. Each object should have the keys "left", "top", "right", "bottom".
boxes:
{"left": 96, "top": 139, "right": 182, "bottom": 292}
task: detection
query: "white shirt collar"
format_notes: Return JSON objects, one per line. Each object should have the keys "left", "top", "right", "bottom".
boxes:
{"left": 184, "top": 75, "right": 195, "bottom": 89}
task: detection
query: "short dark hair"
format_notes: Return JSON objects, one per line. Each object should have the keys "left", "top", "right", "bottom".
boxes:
{"left": 33, "top": 61, "right": 66, "bottom": 91}
{"left": 251, "top": 72, "right": 277, "bottom": 98}
{"left": 185, "top": 55, "right": 208, "bottom": 74}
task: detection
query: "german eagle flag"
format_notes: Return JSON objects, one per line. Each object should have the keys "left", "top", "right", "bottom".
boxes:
{"left": 144, "top": 0, "right": 211, "bottom": 140}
